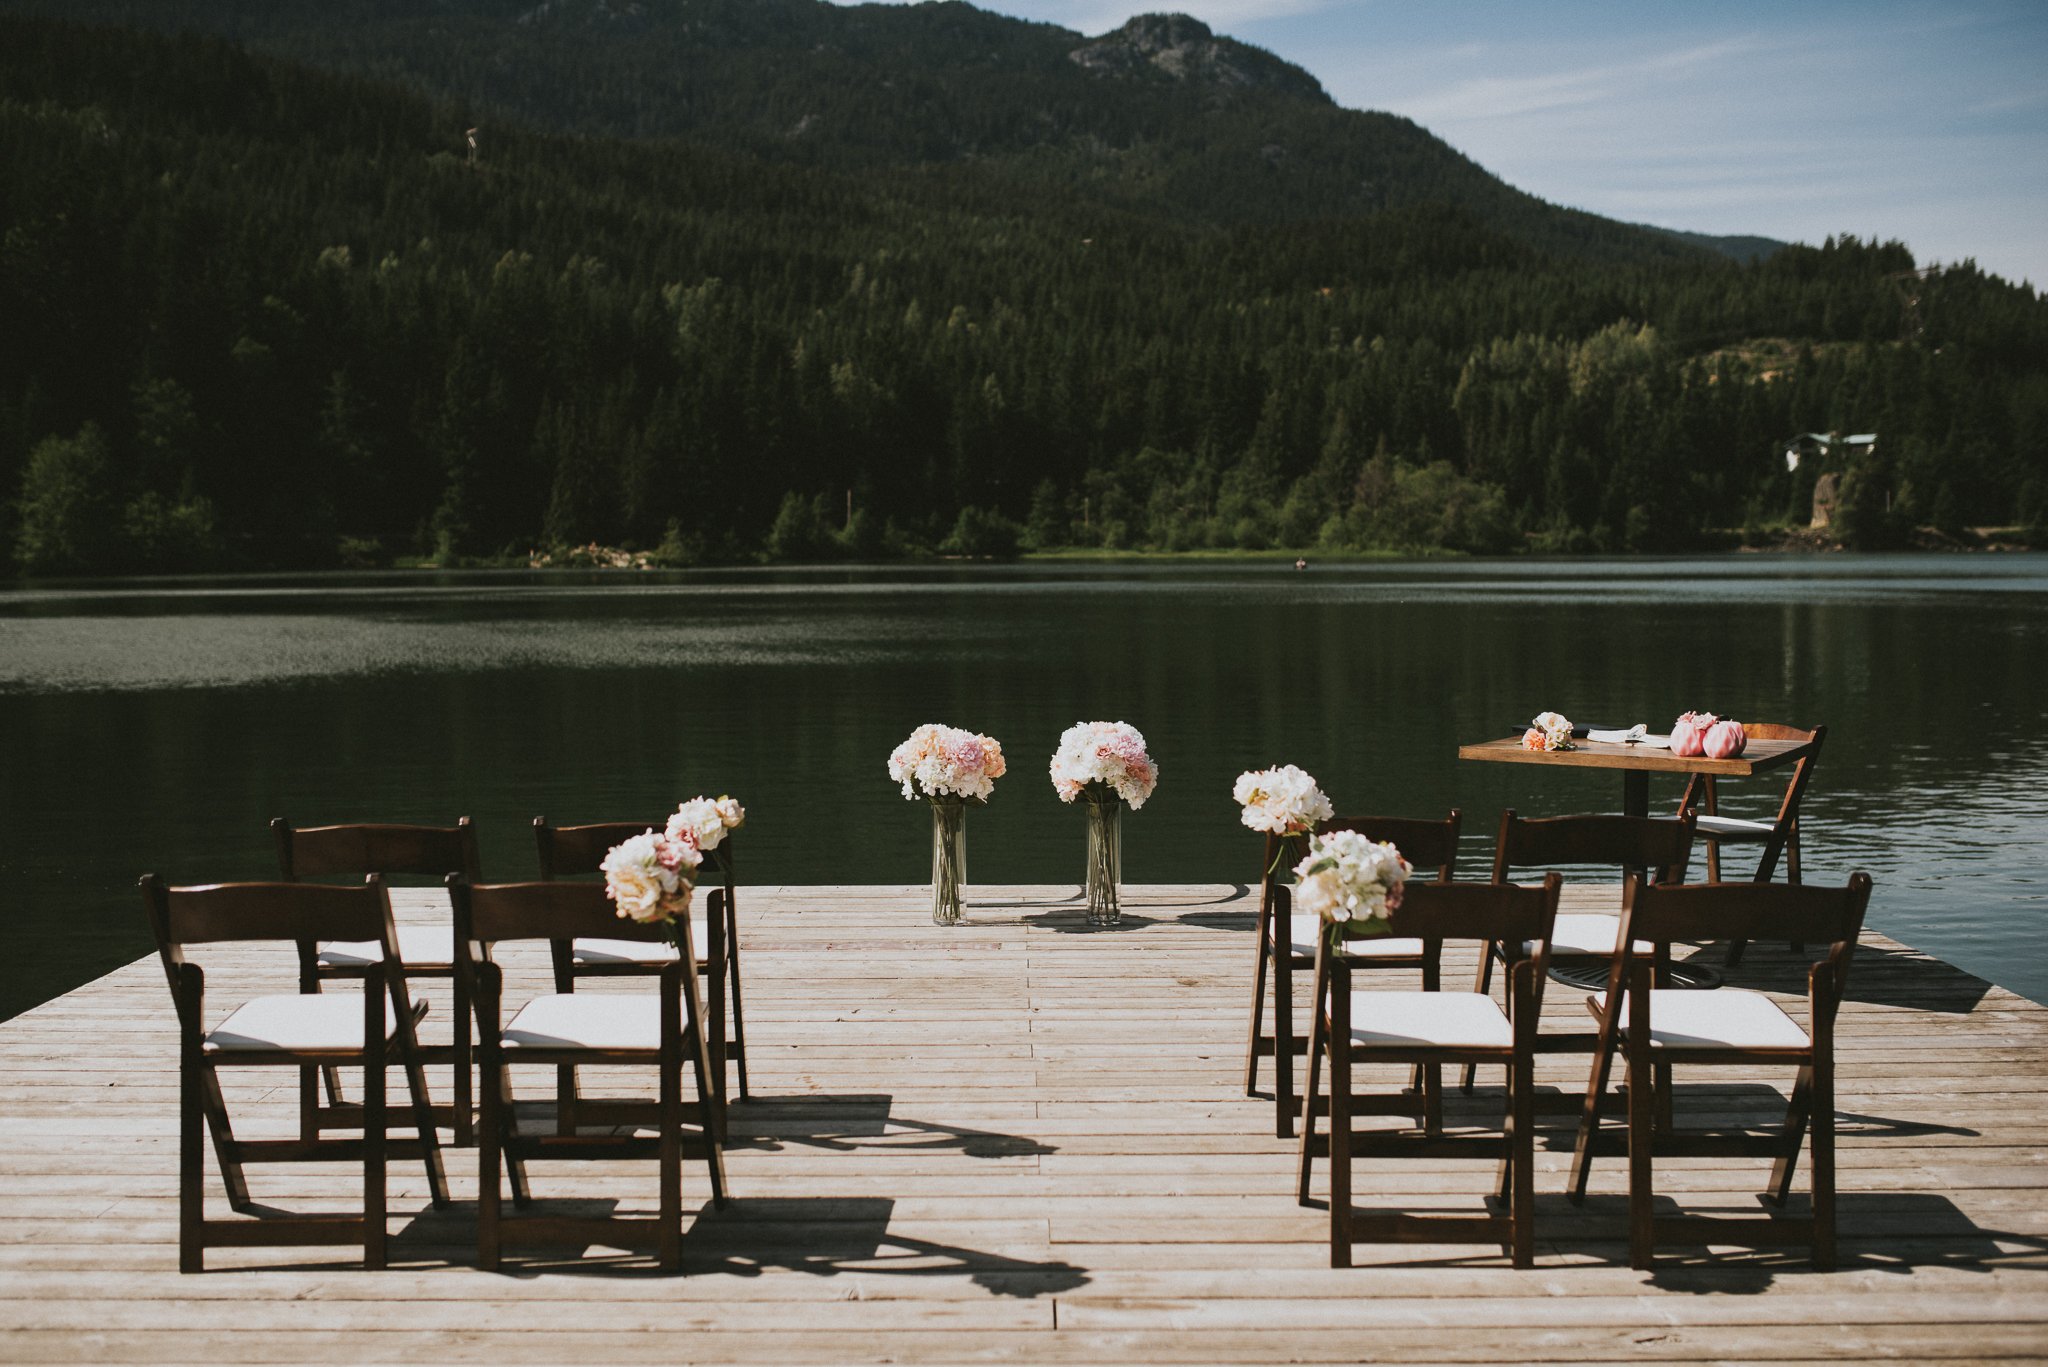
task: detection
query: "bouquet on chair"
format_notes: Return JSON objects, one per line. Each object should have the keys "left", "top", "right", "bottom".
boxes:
{"left": 888, "top": 723, "right": 1007, "bottom": 925}
{"left": 1292, "top": 830, "right": 1412, "bottom": 938}
{"left": 1233, "top": 764, "right": 1333, "bottom": 837}
{"left": 666, "top": 795, "right": 745, "bottom": 872}
{"left": 600, "top": 828, "right": 702, "bottom": 947}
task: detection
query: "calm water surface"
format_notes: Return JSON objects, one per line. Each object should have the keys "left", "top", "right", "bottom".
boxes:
{"left": 4, "top": 556, "right": 2046, "bottom": 1017}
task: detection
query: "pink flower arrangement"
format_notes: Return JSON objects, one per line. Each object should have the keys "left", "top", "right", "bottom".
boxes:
{"left": 1050, "top": 720, "right": 1158, "bottom": 807}
{"left": 1669, "top": 711, "right": 1719, "bottom": 757}
{"left": 1703, "top": 719, "right": 1748, "bottom": 759}
{"left": 600, "top": 829, "right": 702, "bottom": 926}
{"left": 888, "top": 723, "right": 1007, "bottom": 802}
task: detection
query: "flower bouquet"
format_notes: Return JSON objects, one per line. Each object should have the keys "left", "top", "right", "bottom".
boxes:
{"left": 1292, "top": 830, "right": 1413, "bottom": 943}
{"left": 601, "top": 827, "right": 703, "bottom": 951}
{"left": 1522, "top": 710, "right": 1576, "bottom": 752}
{"left": 1050, "top": 720, "right": 1157, "bottom": 925}
{"left": 666, "top": 794, "right": 745, "bottom": 877}
{"left": 1234, "top": 763, "right": 1334, "bottom": 877}
{"left": 888, "top": 723, "right": 1007, "bottom": 924}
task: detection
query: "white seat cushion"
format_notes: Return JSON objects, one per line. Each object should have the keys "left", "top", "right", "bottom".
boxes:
{"left": 571, "top": 915, "right": 709, "bottom": 967}
{"left": 1592, "top": 989, "right": 1810, "bottom": 1050}
{"left": 318, "top": 925, "right": 454, "bottom": 969}
{"left": 1695, "top": 814, "right": 1777, "bottom": 840}
{"left": 1525, "top": 913, "right": 1653, "bottom": 959}
{"left": 204, "top": 994, "right": 398, "bottom": 1053}
{"left": 1348, "top": 991, "right": 1512, "bottom": 1050}
{"left": 1288, "top": 913, "right": 1422, "bottom": 959}
{"left": 500, "top": 994, "right": 661, "bottom": 1052}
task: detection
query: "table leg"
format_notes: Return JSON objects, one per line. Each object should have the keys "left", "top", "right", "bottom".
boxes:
{"left": 1622, "top": 770, "right": 1649, "bottom": 819}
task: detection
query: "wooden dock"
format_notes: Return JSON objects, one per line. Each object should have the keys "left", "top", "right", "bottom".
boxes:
{"left": 4, "top": 883, "right": 2047, "bottom": 1363}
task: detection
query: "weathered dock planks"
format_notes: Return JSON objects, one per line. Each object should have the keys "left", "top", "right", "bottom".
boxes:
{"left": 2, "top": 883, "right": 2045, "bottom": 1364}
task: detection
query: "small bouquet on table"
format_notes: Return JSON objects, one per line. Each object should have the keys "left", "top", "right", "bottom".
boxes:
{"left": 889, "top": 723, "right": 1007, "bottom": 925}
{"left": 1292, "top": 830, "right": 1413, "bottom": 953}
{"left": 1049, "top": 720, "right": 1158, "bottom": 926}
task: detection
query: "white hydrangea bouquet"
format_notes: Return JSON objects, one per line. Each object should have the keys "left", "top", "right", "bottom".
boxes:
{"left": 1234, "top": 764, "right": 1333, "bottom": 837}
{"left": 601, "top": 828, "right": 703, "bottom": 944}
{"left": 1048, "top": 720, "right": 1158, "bottom": 808}
{"left": 888, "top": 723, "right": 1006, "bottom": 925}
{"left": 1292, "top": 829, "right": 1413, "bottom": 939}
{"left": 1049, "top": 721, "right": 1156, "bottom": 926}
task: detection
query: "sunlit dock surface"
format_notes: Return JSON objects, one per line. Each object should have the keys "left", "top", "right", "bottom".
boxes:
{"left": 4, "top": 884, "right": 2045, "bottom": 1363}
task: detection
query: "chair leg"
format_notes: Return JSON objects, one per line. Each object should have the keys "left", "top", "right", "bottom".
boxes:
{"left": 1327, "top": 1029, "right": 1351, "bottom": 1268}
{"left": 660, "top": 1039, "right": 683, "bottom": 1273}
{"left": 479, "top": 1053, "right": 502, "bottom": 1272}
{"left": 1273, "top": 945, "right": 1296, "bottom": 1139}
{"left": 726, "top": 936, "right": 750, "bottom": 1101}
{"left": 391, "top": 996, "right": 450, "bottom": 1208}
{"left": 1627, "top": 1043, "right": 1654, "bottom": 1271}
{"left": 1569, "top": 1025, "right": 1621, "bottom": 1202}
{"left": 1768, "top": 1064, "right": 1816, "bottom": 1206}
{"left": 452, "top": 975, "right": 474, "bottom": 1148}
{"left": 1244, "top": 907, "right": 1272, "bottom": 1096}
{"left": 197, "top": 1065, "right": 252, "bottom": 1211}
{"left": 690, "top": 1023, "right": 729, "bottom": 1208}
{"left": 1296, "top": 999, "right": 1325, "bottom": 1206}
{"left": 496, "top": 1061, "right": 531, "bottom": 1208}
{"left": 1460, "top": 948, "right": 1496, "bottom": 1093}
{"left": 704, "top": 958, "right": 729, "bottom": 1121}
{"left": 364, "top": 1040, "right": 387, "bottom": 1272}
{"left": 181, "top": 1046, "right": 206, "bottom": 1273}
{"left": 1811, "top": 1052, "right": 1836, "bottom": 1271}
{"left": 1511, "top": 1047, "right": 1534, "bottom": 1269}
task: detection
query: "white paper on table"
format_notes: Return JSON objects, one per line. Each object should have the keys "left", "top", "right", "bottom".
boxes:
{"left": 1587, "top": 725, "right": 1669, "bottom": 748}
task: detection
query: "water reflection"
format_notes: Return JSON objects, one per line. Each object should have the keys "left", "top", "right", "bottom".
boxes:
{"left": 3, "top": 554, "right": 2045, "bottom": 1018}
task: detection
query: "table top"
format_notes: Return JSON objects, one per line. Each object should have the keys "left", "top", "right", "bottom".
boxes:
{"left": 1457, "top": 733, "right": 1813, "bottom": 778}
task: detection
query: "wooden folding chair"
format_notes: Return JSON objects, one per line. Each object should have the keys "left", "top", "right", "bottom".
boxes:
{"left": 1294, "top": 875, "right": 1561, "bottom": 1268}
{"left": 1568, "top": 874, "right": 1873, "bottom": 1270}
{"left": 1461, "top": 809, "right": 1695, "bottom": 1097}
{"left": 534, "top": 818, "right": 745, "bottom": 1132}
{"left": 273, "top": 817, "right": 482, "bottom": 1145}
{"left": 1243, "top": 811, "right": 1461, "bottom": 1138}
{"left": 140, "top": 874, "right": 450, "bottom": 1272}
{"left": 1676, "top": 723, "right": 1826, "bottom": 966}
{"left": 452, "top": 879, "right": 728, "bottom": 1273}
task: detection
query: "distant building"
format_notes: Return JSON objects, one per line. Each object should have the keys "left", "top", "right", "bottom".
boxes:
{"left": 1783, "top": 431, "right": 1876, "bottom": 473}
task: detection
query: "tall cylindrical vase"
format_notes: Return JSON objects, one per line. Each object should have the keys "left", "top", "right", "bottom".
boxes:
{"left": 1085, "top": 796, "right": 1123, "bottom": 926}
{"left": 930, "top": 797, "right": 967, "bottom": 925}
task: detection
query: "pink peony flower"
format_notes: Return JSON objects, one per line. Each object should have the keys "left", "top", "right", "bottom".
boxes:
{"left": 1669, "top": 710, "right": 1718, "bottom": 757}
{"left": 1703, "top": 719, "right": 1748, "bottom": 759}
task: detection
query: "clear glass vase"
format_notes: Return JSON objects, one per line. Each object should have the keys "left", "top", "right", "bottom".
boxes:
{"left": 1084, "top": 796, "right": 1123, "bottom": 926}
{"left": 930, "top": 797, "right": 967, "bottom": 926}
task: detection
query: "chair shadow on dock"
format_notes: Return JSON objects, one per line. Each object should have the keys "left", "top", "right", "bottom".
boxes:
{"left": 1717, "top": 938, "right": 1998, "bottom": 1014}
{"left": 724, "top": 1092, "right": 1058, "bottom": 1159}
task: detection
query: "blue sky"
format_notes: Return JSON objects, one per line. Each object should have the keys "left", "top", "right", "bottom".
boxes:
{"left": 848, "top": 0, "right": 2048, "bottom": 287}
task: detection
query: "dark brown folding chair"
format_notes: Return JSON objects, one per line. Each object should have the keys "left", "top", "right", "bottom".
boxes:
{"left": 1568, "top": 874, "right": 1873, "bottom": 1269}
{"left": 453, "top": 879, "right": 728, "bottom": 1272}
{"left": 1461, "top": 809, "right": 1695, "bottom": 1097}
{"left": 140, "top": 874, "right": 450, "bottom": 1272}
{"left": 1676, "top": 722, "right": 1826, "bottom": 965}
{"left": 534, "top": 818, "right": 745, "bottom": 1128}
{"left": 1243, "top": 811, "right": 1461, "bottom": 1138}
{"left": 1293, "top": 876, "right": 1561, "bottom": 1268}
{"left": 273, "top": 818, "right": 482, "bottom": 1145}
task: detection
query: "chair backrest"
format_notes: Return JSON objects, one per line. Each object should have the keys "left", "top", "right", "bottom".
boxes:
{"left": 1319, "top": 811, "right": 1462, "bottom": 882}
{"left": 1299, "top": 873, "right": 1561, "bottom": 959}
{"left": 140, "top": 875, "right": 400, "bottom": 1025}
{"left": 1681, "top": 723, "right": 1826, "bottom": 826}
{"left": 273, "top": 818, "right": 481, "bottom": 884}
{"left": 1490, "top": 809, "right": 1695, "bottom": 885}
{"left": 533, "top": 818, "right": 660, "bottom": 881}
{"left": 1620, "top": 875, "right": 1870, "bottom": 958}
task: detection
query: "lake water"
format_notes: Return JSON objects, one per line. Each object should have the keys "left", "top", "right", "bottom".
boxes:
{"left": 4, "top": 555, "right": 2046, "bottom": 1018}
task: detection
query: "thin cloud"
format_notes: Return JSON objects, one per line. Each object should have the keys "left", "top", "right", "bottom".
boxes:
{"left": 1396, "top": 37, "right": 1765, "bottom": 124}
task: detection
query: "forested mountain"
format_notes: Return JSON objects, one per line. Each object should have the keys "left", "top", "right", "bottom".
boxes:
{"left": 3, "top": 12, "right": 2045, "bottom": 574}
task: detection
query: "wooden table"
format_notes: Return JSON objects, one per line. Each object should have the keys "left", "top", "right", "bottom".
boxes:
{"left": 1457, "top": 733, "right": 1817, "bottom": 819}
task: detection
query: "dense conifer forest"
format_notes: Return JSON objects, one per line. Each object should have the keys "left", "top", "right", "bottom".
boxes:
{"left": 3, "top": 5, "right": 2045, "bottom": 573}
